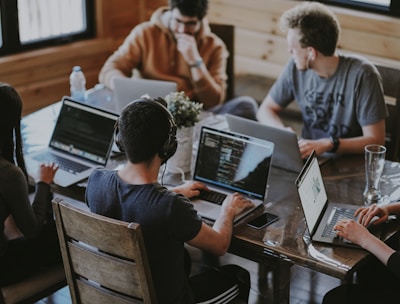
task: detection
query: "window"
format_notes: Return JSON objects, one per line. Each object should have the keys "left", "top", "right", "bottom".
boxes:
{"left": 0, "top": 0, "right": 95, "bottom": 56}
{"left": 309, "top": 0, "right": 400, "bottom": 17}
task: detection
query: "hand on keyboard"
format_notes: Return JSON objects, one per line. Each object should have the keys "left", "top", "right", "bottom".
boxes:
{"left": 38, "top": 162, "right": 59, "bottom": 184}
{"left": 223, "top": 193, "right": 255, "bottom": 216}
{"left": 171, "top": 181, "right": 209, "bottom": 199}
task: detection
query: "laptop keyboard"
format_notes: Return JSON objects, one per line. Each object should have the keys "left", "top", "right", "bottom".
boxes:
{"left": 33, "top": 152, "right": 90, "bottom": 175}
{"left": 198, "top": 189, "right": 227, "bottom": 205}
{"left": 322, "top": 207, "right": 356, "bottom": 238}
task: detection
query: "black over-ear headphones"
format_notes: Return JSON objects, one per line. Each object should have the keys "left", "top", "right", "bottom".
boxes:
{"left": 114, "top": 98, "right": 178, "bottom": 161}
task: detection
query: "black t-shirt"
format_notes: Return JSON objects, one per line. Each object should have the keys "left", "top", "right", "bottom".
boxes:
{"left": 86, "top": 169, "right": 203, "bottom": 304}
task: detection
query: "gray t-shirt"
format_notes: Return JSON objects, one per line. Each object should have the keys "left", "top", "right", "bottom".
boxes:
{"left": 269, "top": 54, "right": 388, "bottom": 139}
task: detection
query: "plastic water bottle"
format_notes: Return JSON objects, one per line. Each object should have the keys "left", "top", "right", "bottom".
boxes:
{"left": 69, "top": 66, "right": 86, "bottom": 101}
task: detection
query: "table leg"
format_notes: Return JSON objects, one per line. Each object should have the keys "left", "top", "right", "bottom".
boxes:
{"left": 272, "top": 260, "right": 291, "bottom": 304}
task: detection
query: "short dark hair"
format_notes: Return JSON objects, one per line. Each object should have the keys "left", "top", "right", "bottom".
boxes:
{"left": 118, "top": 98, "right": 173, "bottom": 164}
{"left": 280, "top": 2, "right": 340, "bottom": 56}
{"left": 169, "top": 0, "right": 209, "bottom": 20}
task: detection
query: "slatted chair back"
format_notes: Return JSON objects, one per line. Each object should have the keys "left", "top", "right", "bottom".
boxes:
{"left": 52, "top": 198, "right": 157, "bottom": 304}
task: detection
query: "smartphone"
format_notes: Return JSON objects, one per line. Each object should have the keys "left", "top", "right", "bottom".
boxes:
{"left": 247, "top": 212, "right": 279, "bottom": 229}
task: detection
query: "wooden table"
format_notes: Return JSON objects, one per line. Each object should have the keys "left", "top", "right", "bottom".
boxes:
{"left": 22, "top": 99, "right": 400, "bottom": 304}
{"left": 230, "top": 154, "right": 400, "bottom": 303}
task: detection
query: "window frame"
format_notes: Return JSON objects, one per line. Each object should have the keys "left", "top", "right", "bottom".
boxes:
{"left": 0, "top": 0, "right": 95, "bottom": 56}
{"left": 307, "top": 0, "right": 400, "bottom": 17}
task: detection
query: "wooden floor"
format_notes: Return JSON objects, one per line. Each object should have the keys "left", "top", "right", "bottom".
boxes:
{"left": 35, "top": 246, "right": 341, "bottom": 304}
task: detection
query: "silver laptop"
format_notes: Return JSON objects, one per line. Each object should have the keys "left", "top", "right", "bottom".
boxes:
{"left": 226, "top": 114, "right": 303, "bottom": 173}
{"left": 113, "top": 78, "right": 177, "bottom": 113}
{"left": 295, "top": 151, "right": 380, "bottom": 247}
{"left": 25, "top": 97, "right": 118, "bottom": 187}
{"left": 190, "top": 126, "right": 274, "bottom": 223}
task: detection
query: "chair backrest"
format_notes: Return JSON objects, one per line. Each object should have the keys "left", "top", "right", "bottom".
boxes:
{"left": 52, "top": 198, "right": 157, "bottom": 304}
{"left": 375, "top": 64, "right": 400, "bottom": 162}
{"left": 210, "top": 23, "right": 235, "bottom": 101}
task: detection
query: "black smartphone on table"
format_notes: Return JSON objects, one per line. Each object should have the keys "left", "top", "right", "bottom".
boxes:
{"left": 247, "top": 212, "right": 279, "bottom": 229}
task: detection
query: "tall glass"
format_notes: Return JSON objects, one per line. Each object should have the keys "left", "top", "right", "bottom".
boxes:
{"left": 363, "top": 144, "right": 386, "bottom": 206}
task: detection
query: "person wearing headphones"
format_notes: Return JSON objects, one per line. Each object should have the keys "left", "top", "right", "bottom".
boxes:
{"left": 85, "top": 98, "right": 254, "bottom": 303}
{"left": 256, "top": 2, "right": 387, "bottom": 159}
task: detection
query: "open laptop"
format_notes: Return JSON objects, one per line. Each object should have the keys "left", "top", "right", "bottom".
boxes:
{"left": 25, "top": 97, "right": 118, "bottom": 187}
{"left": 190, "top": 126, "right": 274, "bottom": 223}
{"left": 226, "top": 114, "right": 303, "bottom": 173}
{"left": 113, "top": 78, "right": 177, "bottom": 113}
{"left": 295, "top": 151, "right": 380, "bottom": 247}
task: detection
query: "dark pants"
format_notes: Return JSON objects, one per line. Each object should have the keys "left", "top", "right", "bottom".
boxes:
{"left": 0, "top": 221, "right": 62, "bottom": 286}
{"left": 323, "top": 238, "right": 400, "bottom": 304}
{"left": 210, "top": 96, "right": 259, "bottom": 121}
{"left": 184, "top": 249, "right": 250, "bottom": 303}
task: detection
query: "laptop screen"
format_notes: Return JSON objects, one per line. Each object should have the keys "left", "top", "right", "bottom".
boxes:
{"left": 296, "top": 152, "right": 328, "bottom": 234}
{"left": 193, "top": 127, "right": 274, "bottom": 200}
{"left": 49, "top": 98, "right": 118, "bottom": 165}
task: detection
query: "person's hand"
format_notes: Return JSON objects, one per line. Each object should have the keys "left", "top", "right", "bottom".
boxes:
{"left": 222, "top": 192, "right": 255, "bottom": 216}
{"left": 334, "top": 218, "right": 372, "bottom": 247}
{"left": 171, "top": 181, "right": 209, "bottom": 198}
{"left": 38, "top": 162, "right": 59, "bottom": 184}
{"left": 355, "top": 204, "right": 389, "bottom": 226}
{"left": 175, "top": 33, "right": 201, "bottom": 66}
{"left": 298, "top": 138, "right": 331, "bottom": 158}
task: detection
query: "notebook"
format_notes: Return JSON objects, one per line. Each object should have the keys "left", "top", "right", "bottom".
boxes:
{"left": 226, "top": 114, "right": 303, "bottom": 173}
{"left": 25, "top": 97, "right": 118, "bottom": 187}
{"left": 190, "top": 126, "right": 274, "bottom": 223}
{"left": 295, "top": 151, "right": 380, "bottom": 247}
{"left": 113, "top": 78, "right": 177, "bottom": 113}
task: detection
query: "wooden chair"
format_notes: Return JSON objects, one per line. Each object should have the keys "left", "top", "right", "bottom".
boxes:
{"left": 52, "top": 198, "right": 157, "bottom": 304}
{"left": 0, "top": 265, "right": 65, "bottom": 304}
{"left": 375, "top": 64, "right": 400, "bottom": 162}
{"left": 210, "top": 23, "right": 235, "bottom": 101}
{"left": 0, "top": 216, "right": 66, "bottom": 304}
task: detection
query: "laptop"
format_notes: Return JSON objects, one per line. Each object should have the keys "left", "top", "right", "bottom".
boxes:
{"left": 113, "top": 78, "right": 177, "bottom": 113}
{"left": 190, "top": 126, "right": 274, "bottom": 223}
{"left": 295, "top": 151, "right": 380, "bottom": 247}
{"left": 226, "top": 114, "right": 303, "bottom": 173}
{"left": 25, "top": 97, "right": 118, "bottom": 187}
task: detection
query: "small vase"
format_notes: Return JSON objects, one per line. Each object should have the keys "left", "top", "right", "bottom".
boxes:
{"left": 166, "top": 126, "right": 194, "bottom": 174}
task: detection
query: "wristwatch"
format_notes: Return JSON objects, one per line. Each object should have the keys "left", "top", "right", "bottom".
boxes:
{"left": 329, "top": 136, "right": 340, "bottom": 153}
{"left": 189, "top": 59, "right": 203, "bottom": 68}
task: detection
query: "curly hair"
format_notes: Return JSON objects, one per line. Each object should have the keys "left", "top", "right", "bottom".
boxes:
{"left": 280, "top": 2, "right": 340, "bottom": 56}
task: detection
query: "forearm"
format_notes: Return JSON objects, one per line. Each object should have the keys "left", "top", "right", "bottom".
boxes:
{"left": 334, "top": 135, "right": 384, "bottom": 154}
{"left": 211, "top": 207, "right": 236, "bottom": 254}
{"left": 256, "top": 98, "right": 286, "bottom": 128}
{"left": 360, "top": 233, "right": 395, "bottom": 266}
{"left": 384, "top": 202, "right": 400, "bottom": 215}
{"left": 191, "top": 67, "right": 225, "bottom": 108}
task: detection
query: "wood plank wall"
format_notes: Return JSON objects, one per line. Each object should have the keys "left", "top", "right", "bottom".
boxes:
{"left": 1, "top": 0, "right": 399, "bottom": 115}
{"left": 207, "top": 0, "right": 400, "bottom": 79}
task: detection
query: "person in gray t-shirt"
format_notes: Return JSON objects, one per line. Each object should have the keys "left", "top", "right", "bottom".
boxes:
{"left": 257, "top": 2, "right": 387, "bottom": 159}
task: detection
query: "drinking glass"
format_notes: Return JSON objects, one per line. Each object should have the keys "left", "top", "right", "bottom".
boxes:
{"left": 363, "top": 144, "right": 386, "bottom": 206}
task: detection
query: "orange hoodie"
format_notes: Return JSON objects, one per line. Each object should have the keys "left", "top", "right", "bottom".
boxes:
{"left": 99, "top": 7, "right": 228, "bottom": 109}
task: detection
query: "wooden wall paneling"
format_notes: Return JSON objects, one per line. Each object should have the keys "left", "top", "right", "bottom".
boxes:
{"left": 144, "top": 0, "right": 168, "bottom": 20}
{"left": 235, "top": 28, "right": 290, "bottom": 72}
{"left": 0, "top": 38, "right": 114, "bottom": 115}
{"left": 208, "top": 0, "right": 400, "bottom": 78}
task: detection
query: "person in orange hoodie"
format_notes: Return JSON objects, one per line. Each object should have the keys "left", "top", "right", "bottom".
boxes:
{"left": 99, "top": 0, "right": 258, "bottom": 120}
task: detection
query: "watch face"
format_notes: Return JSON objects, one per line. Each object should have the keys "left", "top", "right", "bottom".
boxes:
{"left": 330, "top": 136, "right": 339, "bottom": 152}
